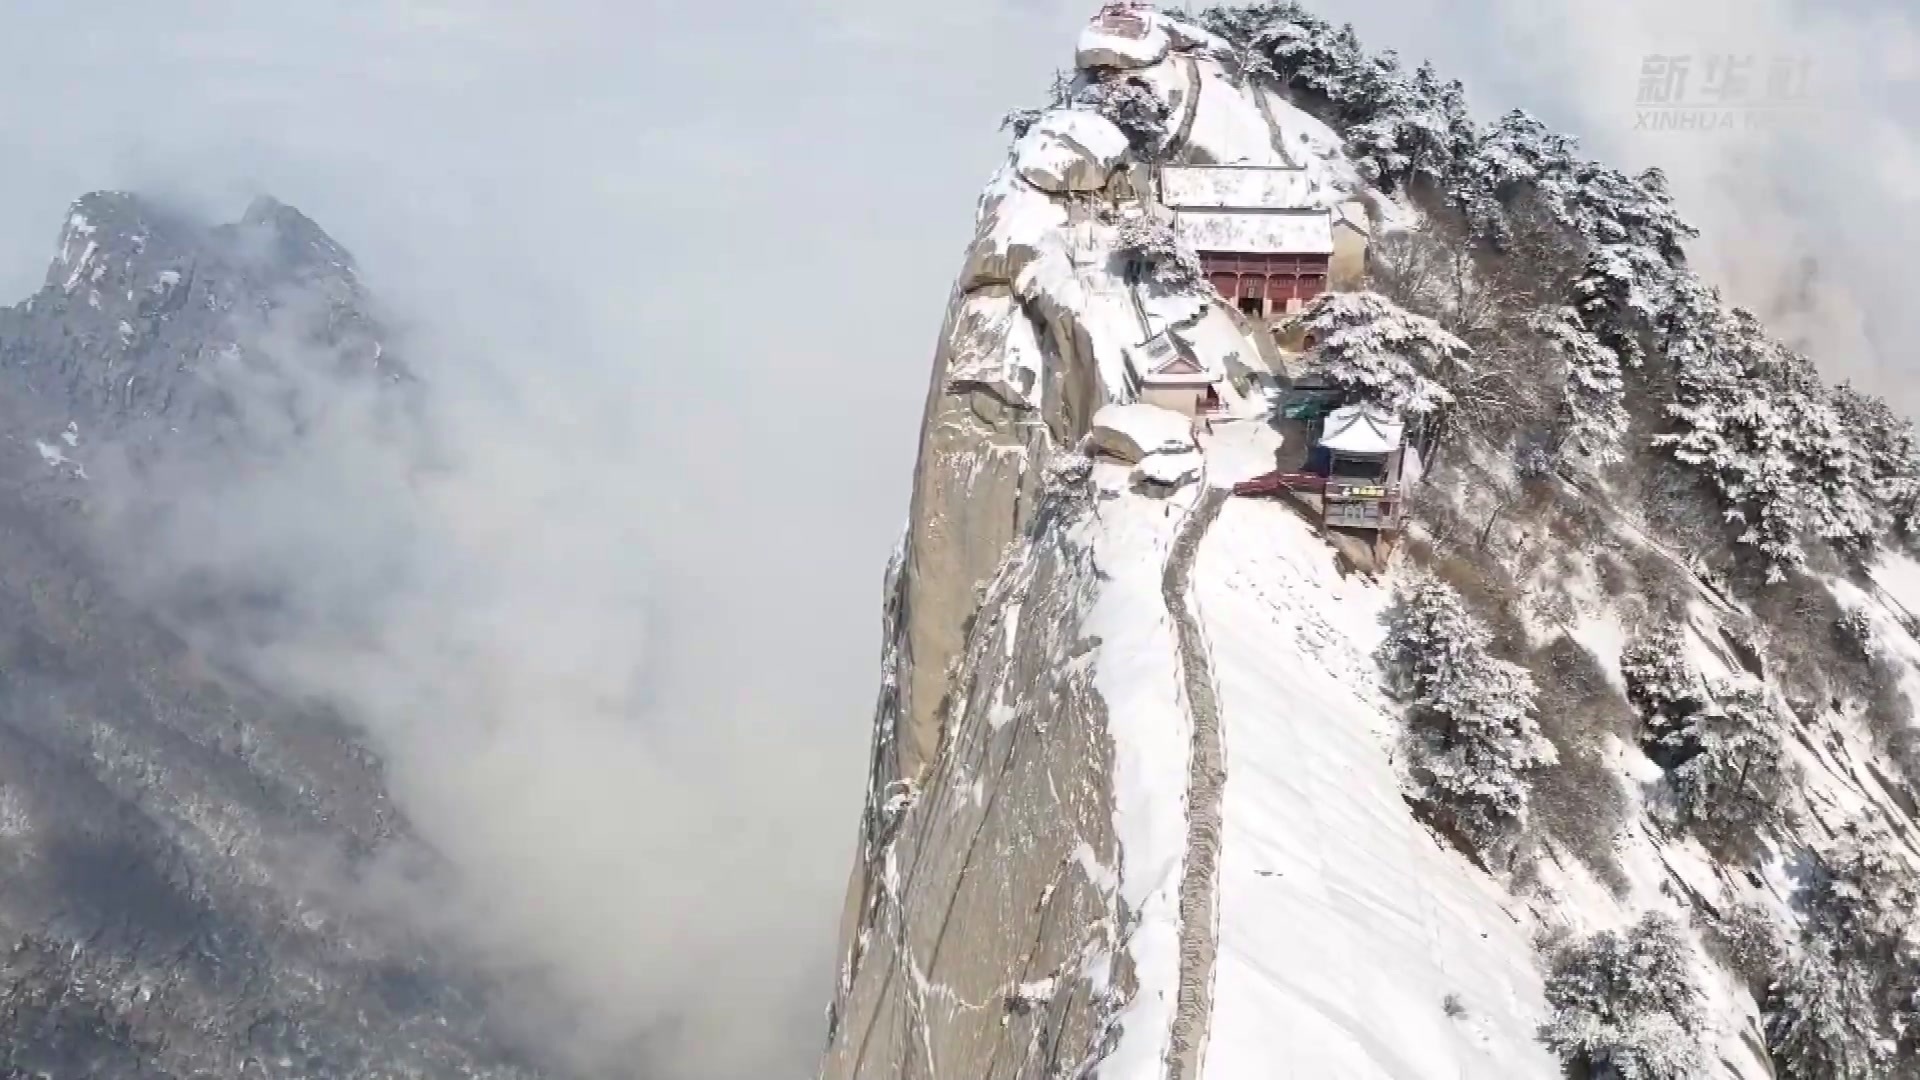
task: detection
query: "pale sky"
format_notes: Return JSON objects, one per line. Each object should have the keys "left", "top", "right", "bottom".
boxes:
{"left": 0, "top": 2, "right": 1913, "bottom": 1077}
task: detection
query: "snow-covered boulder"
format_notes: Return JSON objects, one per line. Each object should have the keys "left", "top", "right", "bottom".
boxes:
{"left": 1014, "top": 110, "right": 1129, "bottom": 194}
{"left": 1088, "top": 403, "right": 1196, "bottom": 463}
{"left": 1133, "top": 450, "right": 1202, "bottom": 491}
{"left": 1075, "top": 19, "right": 1171, "bottom": 71}
{"left": 1161, "top": 17, "right": 1227, "bottom": 55}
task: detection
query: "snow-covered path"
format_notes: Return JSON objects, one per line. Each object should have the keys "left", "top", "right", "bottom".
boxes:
{"left": 1191, "top": 500, "right": 1560, "bottom": 1079}
{"left": 1165, "top": 484, "right": 1229, "bottom": 1080}
{"left": 1169, "top": 54, "right": 1203, "bottom": 158}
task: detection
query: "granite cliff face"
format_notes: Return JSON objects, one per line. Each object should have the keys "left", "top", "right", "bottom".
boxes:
{"left": 0, "top": 193, "right": 536, "bottom": 1079}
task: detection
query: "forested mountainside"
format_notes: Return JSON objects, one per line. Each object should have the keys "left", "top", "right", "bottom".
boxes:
{"left": 0, "top": 193, "right": 540, "bottom": 1078}
{"left": 823, "top": 4, "right": 1920, "bottom": 1078}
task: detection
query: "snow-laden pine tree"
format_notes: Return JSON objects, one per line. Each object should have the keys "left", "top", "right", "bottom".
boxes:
{"left": 1299, "top": 292, "right": 1468, "bottom": 417}
{"left": 1766, "top": 945, "right": 1887, "bottom": 1080}
{"left": 1619, "top": 622, "right": 1707, "bottom": 752}
{"left": 1657, "top": 307, "right": 1897, "bottom": 578}
{"left": 1076, "top": 75, "right": 1171, "bottom": 157}
{"left": 1533, "top": 306, "right": 1629, "bottom": 465}
{"left": 1379, "top": 575, "right": 1556, "bottom": 858}
{"left": 1656, "top": 310, "right": 1820, "bottom": 580}
{"left": 1833, "top": 384, "right": 1920, "bottom": 540}
{"left": 1340, "top": 58, "right": 1475, "bottom": 191}
{"left": 1446, "top": 110, "right": 1579, "bottom": 247}
{"left": 1200, "top": 4, "right": 1362, "bottom": 113}
{"left": 1805, "top": 828, "right": 1920, "bottom": 967}
{"left": 1705, "top": 902, "right": 1789, "bottom": 993}
{"left": 1116, "top": 216, "right": 1203, "bottom": 290}
{"left": 1766, "top": 825, "right": 1920, "bottom": 1074}
{"left": 1663, "top": 679, "right": 1797, "bottom": 855}
{"left": 1564, "top": 165, "right": 1696, "bottom": 259}
{"left": 1569, "top": 244, "right": 1669, "bottom": 369}
{"left": 1539, "top": 913, "right": 1710, "bottom": 1080}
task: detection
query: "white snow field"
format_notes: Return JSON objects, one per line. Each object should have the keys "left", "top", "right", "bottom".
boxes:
{"left": 1192, "top": 495, "right": 1561, "bottom": 1078}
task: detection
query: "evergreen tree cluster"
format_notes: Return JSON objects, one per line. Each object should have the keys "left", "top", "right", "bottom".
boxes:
{"left": 1664, "top": 679, "right": 1797, "bottom": 853}
{"left": 1767, "top": 945, "right": 1886, "bottom": 1080}
{"left": 1539, "top": 913, "right": 1711, "bottom": 1080}
{"left": 1201, "top": 3, "right": 1920, "bottom": 579}
{"left": 1766, "top": 826, "right": 1920, "bottom": 1078}
{"left": 1379, "top": 574, "right": 1556, "bottom": 859}
{"left": 1620, "top": 624, "right": 1797, "bottom": 856}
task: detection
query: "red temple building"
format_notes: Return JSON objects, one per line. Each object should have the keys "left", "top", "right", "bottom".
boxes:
{"left": 1157, "top": 165, "right": 1336, "bottom": 321}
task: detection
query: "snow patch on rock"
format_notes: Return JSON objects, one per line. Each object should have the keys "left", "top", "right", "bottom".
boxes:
{"left": 964, "top": 166, "right": 1072, "bottom": 289}
{"left": 946, "top": 289, "right": 1045, "bottom": 410}
{"left": 1162, "top": 17, "right": 1226, "bottom": 54}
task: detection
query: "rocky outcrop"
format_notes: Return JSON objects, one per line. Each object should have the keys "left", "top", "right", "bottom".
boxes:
{"left": 5, "top": 192, "right": 393, "bottom": 458}
{"left": 1135, "top": 451, "right": 1203, "bottom": 492}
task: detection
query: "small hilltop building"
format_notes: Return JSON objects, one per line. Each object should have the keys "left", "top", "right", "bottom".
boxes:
{"left": 1315, "top": 403, "right": 1408, "bottom": 531}
{"left": 1124, "top": 333, "right": 1225, "bottom": 419}
{"left": 1232, "top": 400, "right": 1413, "bottom": 535}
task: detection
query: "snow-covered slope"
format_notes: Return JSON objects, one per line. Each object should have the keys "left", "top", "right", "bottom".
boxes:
{"left": 1195, "top": 500, "right": 1559, "bottom": 1077}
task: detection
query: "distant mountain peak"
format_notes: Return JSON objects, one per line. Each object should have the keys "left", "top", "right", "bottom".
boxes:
{"left": 234, "top": 194, "right": 359, "bottom": 277}
{"left": 5, "top": 191, "right": 387, "bottom": 447}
